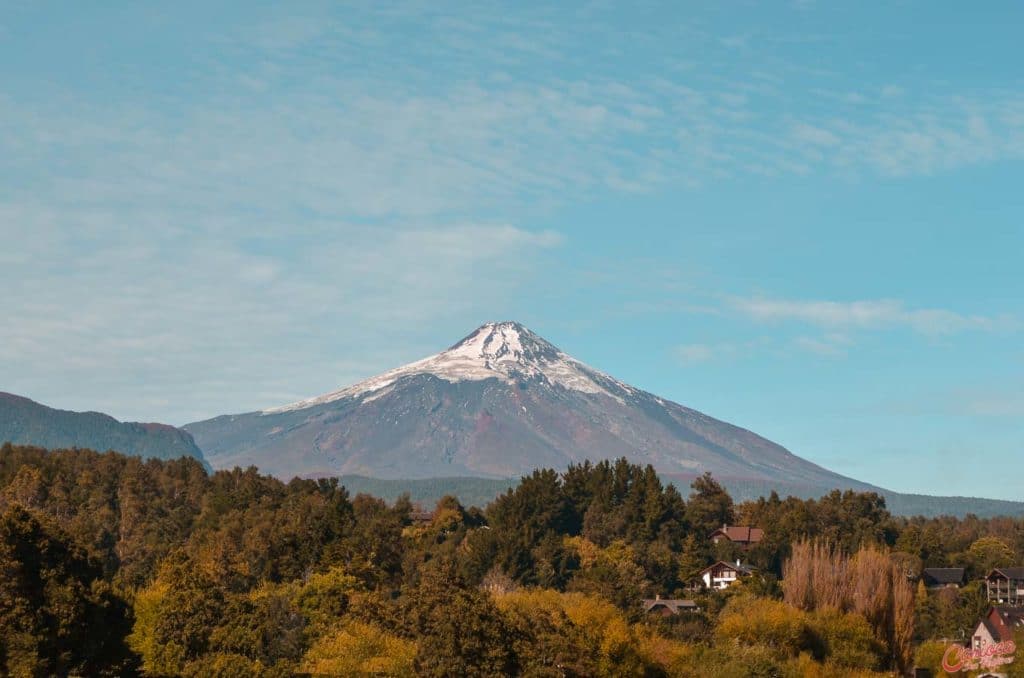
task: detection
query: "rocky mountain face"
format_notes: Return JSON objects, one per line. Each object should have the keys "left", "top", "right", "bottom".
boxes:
{"left": 185, "top": 322, "right": 873, "bottom": 496}
{"left": 0, "top": 392, "right": 208, "bottom": 468}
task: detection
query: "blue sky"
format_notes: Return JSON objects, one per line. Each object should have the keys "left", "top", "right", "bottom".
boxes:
{"left": 2, "top": 2, "right": 1022, "bottom": 500}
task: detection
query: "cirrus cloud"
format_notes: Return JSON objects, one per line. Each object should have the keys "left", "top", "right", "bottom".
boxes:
{"left": 731, "top": 296, "right": 1016, "bottom": 335}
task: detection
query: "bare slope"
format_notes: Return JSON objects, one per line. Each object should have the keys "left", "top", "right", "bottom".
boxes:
{"left": 185, "top": 322, "right": 870, "bottom": 492}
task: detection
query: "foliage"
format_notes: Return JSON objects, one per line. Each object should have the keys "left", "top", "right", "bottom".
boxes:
{"left": 806, "top": 608, "right": 884, "bottom": 670}
{"left": 913, "top": 639, "right": 951, "bottom": 677}
{"left": 402, "top": 563, "right": 517, "bottom": 677}
{"left": 964, "top": 535, "right": 1016, "bottom": 578}
{"left": 5, "top": 444, "right": 1015, "bottom": 676}
{"left": 494, "top": 588, "right": 651, "bottom": 676}
{"left": 716, "top": 596, "right": 812, "bottom": 658}
{"left": 300, "top": 620, "right": 416, "bottom": 677}
{"left": 0, "top": 505, "right": 135, "bottom": 676}
{"left": 686, "top": 472, "right": 735, "bottom": 538}
{"left": 782, "top": 539, "right": 915, "bottom": 672}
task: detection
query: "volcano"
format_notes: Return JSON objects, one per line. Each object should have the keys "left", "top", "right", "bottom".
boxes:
{"left": 184, "top": 321, "right": 870, "bottom": 495}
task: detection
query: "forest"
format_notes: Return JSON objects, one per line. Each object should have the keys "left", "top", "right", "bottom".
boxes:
{"left": 1, "top": 442, "right": 1022, "bottom": 677}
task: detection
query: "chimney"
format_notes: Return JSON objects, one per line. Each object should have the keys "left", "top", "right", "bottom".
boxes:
{"left": 736, "top": 559, "right": 741, "bottom": 567}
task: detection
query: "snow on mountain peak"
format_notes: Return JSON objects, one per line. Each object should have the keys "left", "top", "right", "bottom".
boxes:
{"left": 262, "top": 321, "right": 633, "bottom": 414}
{"left": 445, "top": 321, "right": 561, "bottom": 366}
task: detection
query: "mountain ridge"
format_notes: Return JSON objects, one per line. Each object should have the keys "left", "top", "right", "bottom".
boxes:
{"left": 0, "top": 392, "right": 210, "bottom": 469}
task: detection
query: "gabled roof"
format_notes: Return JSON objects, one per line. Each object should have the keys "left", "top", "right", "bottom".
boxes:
{"left": 709, "top": 525, "right": 764, "bottom": 543}
{"left": 980, "top": 616, "right": 1009, "bottom": 643}
{"left": 699, "top": 560, "right": 755, "bottom": 576}
{"left": 978, "top": 606, "right": 1024, "bottom": 643}
{"left": 995, "top": 606, "right": 1024, "bottom": 626}
{"left": 987, "top": 567, "right": 1024, "bottom": 581}
{"left": 922, "top": 567, "right": 966, "bottom": 586}
{"left": 641, "top": 598, "right": 699, "bottom": 614}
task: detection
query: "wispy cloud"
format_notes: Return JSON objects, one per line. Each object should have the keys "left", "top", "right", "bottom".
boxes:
{"left": 793, "top": 333, "right": 853, "bottom": 356}
{"left": 672, "top": 339, "right": 766, "bottom": 366}
{"left": 731, "top": 296, "right": 1015, "bottom": 335}
{"left": 886, "top": 384, "right": 1024, "bottom": 418}
{"left": 964, "top": 394, "right": 1024, "bottom": 417}
{"left": 674, "top": 344, "right": 717, "bottom": 365}
{"left": 2, "top": 2, "right": 1022, "bottom": 425}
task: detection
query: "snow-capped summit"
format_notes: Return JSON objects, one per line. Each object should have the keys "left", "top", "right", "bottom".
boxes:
{"left": 446, "top": 321, "right": 563, "bottom": 366}
{"left": 185, "top": 321, "right": 870, "bottom": 496}
{"left": 263, "top": 321, "right": 632, "bottom": 414}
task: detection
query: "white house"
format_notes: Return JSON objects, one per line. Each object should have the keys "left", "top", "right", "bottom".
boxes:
{"left": 697, "top": 560, "right": 755, "bottom": 590}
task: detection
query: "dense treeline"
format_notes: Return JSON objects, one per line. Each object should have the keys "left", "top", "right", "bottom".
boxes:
{"left": 1, "top": 443, "right": 1023, "bottom": 676}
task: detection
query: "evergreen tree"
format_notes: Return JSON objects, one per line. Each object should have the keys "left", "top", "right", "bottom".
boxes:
{"left": 686, "top": 472, "right": 735, "bottom": 538}
{"left": 0, "top": 505, "right": 135, "bottom": 676}
{"left": 403, "top": 562, "right": 517, "bottom": 677}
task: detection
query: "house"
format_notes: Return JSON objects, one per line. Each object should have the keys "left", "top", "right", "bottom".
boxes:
{"left": 697, "top": 560, "right": 755, "bottom": 590}
{"left": 971, "top": 606, "right": 1024, "bottom": 649}
{"left": 986, "top": 568, "right": 1024, "bottom": 606}
{"left": 941, "top": 607, "right": 1023, "bottom": 675}
{"left": 641, "top": 595, "right": 700, "bottom": 616}
{"left": 709, "top": 525, "right": 764, "bottom": 549}
{"left": 408, "top": 509, "right": 435, "bottom": 525}
{"left": 922, "top": 567, "right": 967, "bottom": 589}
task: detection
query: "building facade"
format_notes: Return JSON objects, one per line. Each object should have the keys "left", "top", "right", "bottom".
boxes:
{"left": 698, "top": 560, "right": 754, "bottom": 590}
{"left": 987, "top": 568, "right": 1024, "bottom": 606}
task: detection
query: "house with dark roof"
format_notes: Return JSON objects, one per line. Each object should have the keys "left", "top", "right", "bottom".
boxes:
{"left": 970, "top": 606, "right": 1024, "bottom": 650}
{"left": 641, "top": 595, "right": 700, "bottom": 616}
{"left": 697, "top": 560, "right": 755, "bottom": 590}
{"left": 922, "top": 567, "right": 967, "bottom": 589}
{"left": 709, "top": 525, "right": 764, "bottom": 549}
{"left": 409, "top": 509, "right": 435, "bottom": 524}
{"left": 986, "top": 567, "right": 1024, "bottom": 606}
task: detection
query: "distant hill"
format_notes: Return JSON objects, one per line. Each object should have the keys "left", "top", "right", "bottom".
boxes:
{"left": 0, "top": 392, "right": 209, "bottom": 469}
{"left": 337, "top": 473, "right": 1024, "bottom": 518}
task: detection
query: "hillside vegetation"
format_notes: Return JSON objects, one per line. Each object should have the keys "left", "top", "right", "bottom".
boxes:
{"left": 338, "top": 473, "right": 1024, "bottom": 519}
{"left": 1, "top": 443, "right": 1023, "bottom": 676}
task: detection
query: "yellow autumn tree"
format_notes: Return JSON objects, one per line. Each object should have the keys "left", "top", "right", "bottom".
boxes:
{"left": 299, "top": 620, "right": 416, "bottom": 677}
{"left": 716, "top": 595, "right": 811, "bottom": 659}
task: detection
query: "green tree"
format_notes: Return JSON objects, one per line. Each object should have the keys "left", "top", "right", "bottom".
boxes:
{"left": 0, "top": 505, "right": 135, "bottom": 676}
{"left": 685, "top": 472, "right": 735, "bottom": 538}
{"left": 403, "top": 563, "right": 517, "bottom": 677}
{"left": 487, "top": 468, "right": 573, "bottom": 583}
{"left": 807, "top": 608, "right": 885, "bottom": 670}
{"left": 964, "top": 536, "right": 1015, "bottom": 579}
{"left": 128, "top": 556, "right": 226, "bottom": 675}
{"left": 677, "top": 533, "right": 709, "bottom": 585}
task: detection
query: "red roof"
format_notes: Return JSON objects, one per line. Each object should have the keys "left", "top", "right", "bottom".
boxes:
{"left": 709, "top": 525, "right": 764, "bottom": 544}
{"left": 979, "top": 606, "right": 1024, "bottom": 643}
